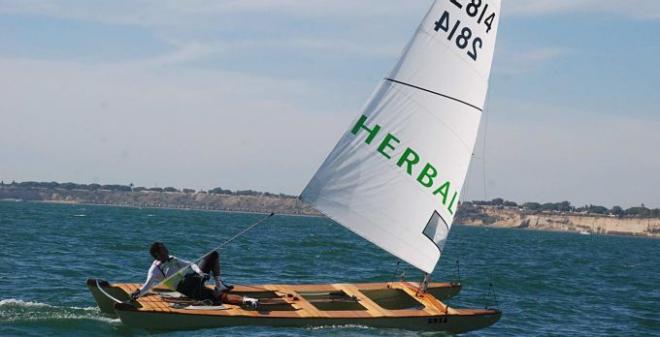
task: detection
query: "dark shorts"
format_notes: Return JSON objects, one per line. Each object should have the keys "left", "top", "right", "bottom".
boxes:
{"left": 176, "top": 273, "right": 216, "bottom": 303}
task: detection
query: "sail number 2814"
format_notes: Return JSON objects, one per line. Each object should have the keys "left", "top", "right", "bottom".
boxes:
{"left": 433, "top": 0, "right": 496, "bottom": 62}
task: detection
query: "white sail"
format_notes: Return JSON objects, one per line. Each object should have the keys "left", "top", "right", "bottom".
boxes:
{"left": 301, "top": 0, "right": 501, "bottom": 273}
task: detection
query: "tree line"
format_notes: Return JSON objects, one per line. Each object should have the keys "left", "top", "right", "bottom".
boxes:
{"left": 466, "top": 198, "right": 660, "bottom": 218}
{"left": 0, "top": 180, "right": 293, "bottom": 198}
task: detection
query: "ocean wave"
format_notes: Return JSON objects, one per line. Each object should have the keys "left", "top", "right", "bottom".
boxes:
{"left": 0, "top": 298, "right": 118, "bottom": 324}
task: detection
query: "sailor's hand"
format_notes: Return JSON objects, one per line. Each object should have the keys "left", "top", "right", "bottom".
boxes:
{"left": 130, "top": 290, "right": 141, "bottom": 300}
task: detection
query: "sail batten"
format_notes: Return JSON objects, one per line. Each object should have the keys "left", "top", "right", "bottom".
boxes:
{"left": 301, "top": 0, "right": 501, "bottom": 273}
{"left": 385, "top": 78, "right": 483, "bottom": 112}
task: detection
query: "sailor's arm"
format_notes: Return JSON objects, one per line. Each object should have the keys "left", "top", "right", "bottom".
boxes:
{"left": 173, "top": 256, "right": 203, "bottom": 274}
{"left": 132, "top": 263, "right": 159, "bottom": 299}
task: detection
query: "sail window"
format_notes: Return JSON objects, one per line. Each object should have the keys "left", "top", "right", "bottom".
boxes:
{"left": 423, "top": 211, "right": 449, "bottom": 253}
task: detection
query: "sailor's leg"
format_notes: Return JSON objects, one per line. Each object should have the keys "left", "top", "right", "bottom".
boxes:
{"left": 220, "top": 293, "right": 259, "bottom": 308}
{"left": 198, "top": 251, "right": 220, "bottom": 276}
{"left": 220, "top": 293, "right": 242, "bottom": 305}
{"left": 200, "top": 251, "right": 232, "bottom": 291}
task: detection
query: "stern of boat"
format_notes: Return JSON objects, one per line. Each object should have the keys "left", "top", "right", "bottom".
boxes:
{"left": 425, "top": 281, "right": 462, "bottom": 300}
{"left": 441, "top": 307, "right": 501, "bottom": 334}
{"left": 86, "top": 278, "right": 130, "bottom": 316}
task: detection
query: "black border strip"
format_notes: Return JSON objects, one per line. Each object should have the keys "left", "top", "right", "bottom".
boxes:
{"left": 423, "top": 210, "right": 450, "bottom": 254}
{"left": 385, "top": 78, "right": 483, "bottom": 112}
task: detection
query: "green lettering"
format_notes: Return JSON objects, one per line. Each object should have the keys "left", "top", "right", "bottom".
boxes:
{"left": 417, "top": 163, "right": 437, "bottom": 188}
{"left": 351, "top": 117, "right": 459, "bottom": 212}
{"left": 448, "top": 191, "right": 458, "bottom": 214}
{"left": 433, "top": 181, "right": 451, "bottom": 205}
{"left": 351, "top": 115, "right": 381, "bottom": 145}
{"left": 397, "top": 148, "right": 420, "bottom": 175}
{"left": 377, "top": 133, "right": 400, "bottom": 159}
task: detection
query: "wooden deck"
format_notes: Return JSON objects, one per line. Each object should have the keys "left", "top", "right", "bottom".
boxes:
{"left": 111, "top": 281, "right": 464, "bottom": 319}
{"left": 88, "top": 279, "right": 498, "bottom": 331}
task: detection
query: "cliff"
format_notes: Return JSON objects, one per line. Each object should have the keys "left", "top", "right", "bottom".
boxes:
{"left": 457, "top": 205, "right": 660, "bottom": 238}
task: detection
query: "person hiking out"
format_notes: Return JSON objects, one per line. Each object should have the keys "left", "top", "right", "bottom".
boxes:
{"left": 131, "top": 242, "right": 258, "bottom": 308}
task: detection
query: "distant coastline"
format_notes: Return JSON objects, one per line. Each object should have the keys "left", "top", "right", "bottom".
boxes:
{"left": 457, "top": 203, "right": 660, "bottom": 238}
{"left": 0, "top": 181, "right": 319, "bottom": 216}
{"left": 1, "top": 181, "right": 658, "bottom": 238}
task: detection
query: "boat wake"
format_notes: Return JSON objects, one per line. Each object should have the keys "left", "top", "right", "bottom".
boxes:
{"left": 0, "top": 299, "right": 118, "bottom": 324}
{"left": 307, "top": 324, "right": 450, "bottom": 336}
{"left": 307, "top": 324, "right": 372, "bottom": 330}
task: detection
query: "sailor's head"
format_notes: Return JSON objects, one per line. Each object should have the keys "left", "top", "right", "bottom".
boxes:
{"left": 149, "top": 241, "right": 169, "bottom": 262}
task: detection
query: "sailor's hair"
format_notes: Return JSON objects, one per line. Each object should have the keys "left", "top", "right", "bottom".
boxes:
{"left": 149, "top": 241, "right": 166, "bottom": 259}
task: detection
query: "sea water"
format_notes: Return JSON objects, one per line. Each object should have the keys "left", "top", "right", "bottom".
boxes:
{"left": 1, "top": 201, "right": 658, "bottom": 336}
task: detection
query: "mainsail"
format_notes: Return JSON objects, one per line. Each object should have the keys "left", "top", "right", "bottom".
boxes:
{"left": 301, "top": 0, "right": 501, "bottom": 273}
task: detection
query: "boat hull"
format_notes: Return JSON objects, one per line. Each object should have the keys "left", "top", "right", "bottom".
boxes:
{"left": 86, "top": 278, "right": 461, "bottom": 318}
{"left": 114, "top": 302, "right": 500, "bottom": 333}
{"left": 88, "top": 278, "right": 499, "bottom": 333}
{"left": 86, "top": 279, "right": 129, "bottom": 316}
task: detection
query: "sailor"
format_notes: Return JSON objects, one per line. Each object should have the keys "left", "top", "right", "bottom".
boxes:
{"left": 131, "top": 241, "right": 259, "bottom": 308}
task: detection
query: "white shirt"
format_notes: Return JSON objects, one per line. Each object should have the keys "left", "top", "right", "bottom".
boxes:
{"left": 137, "top": 255, "right": 202, "bottom": 296}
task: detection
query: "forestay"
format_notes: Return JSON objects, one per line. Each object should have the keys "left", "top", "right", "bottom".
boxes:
{"left": 301, "top": 0, "right": 501, "bottom": 273}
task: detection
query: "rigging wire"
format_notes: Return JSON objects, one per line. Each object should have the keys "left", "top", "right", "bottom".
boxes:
{"left": 481, "top": 90, "right": 491, "bottom": 200}
{"left": 480, "top": 89, "right": 501, "bottom": 309}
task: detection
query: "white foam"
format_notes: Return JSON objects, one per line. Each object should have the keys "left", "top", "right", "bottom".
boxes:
{"left": 307, "top": 324, "right": 372, "bottom": 330}
{"left": 69, "top": 306, "right": 100, "bottom": 311}
{"left": 0, "top": 298, "right": 118, "bottom": 324}
{"left": 0, "top": 298, "right": 54, "bottom": 308}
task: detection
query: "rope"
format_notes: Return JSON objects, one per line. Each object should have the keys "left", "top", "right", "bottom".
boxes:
{"left": 417, "top": 273, "right": 431, "bottom": 295}
{"left": 216, "top": 212, "right": 275, "bottom": 251}
{"left": 391, "top": 261, "right": 401, "bottom": 283}
{"left": 455, "top": 258, "right": 461, "bottom": 283}
{"left": 225, "top": 283, "right": 269, "bottom": 290}
{"left": 490, "top": 282, "right": 499, "bottom": 307}
{"left": 485, "top": 282, "right": 499, "bottom": 309}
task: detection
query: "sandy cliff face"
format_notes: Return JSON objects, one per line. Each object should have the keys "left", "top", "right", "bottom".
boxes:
{"left": 458, "top": 206, "right": 660, "bottom": 237}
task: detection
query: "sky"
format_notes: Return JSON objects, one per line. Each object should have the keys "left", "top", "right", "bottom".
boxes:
{"left": 1, "top": 0, "right": 659, "bottom": 208}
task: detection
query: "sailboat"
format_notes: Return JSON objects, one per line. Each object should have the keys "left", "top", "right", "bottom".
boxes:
{"left": 88, "top": 0, "right": 502, "bottom": 332}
